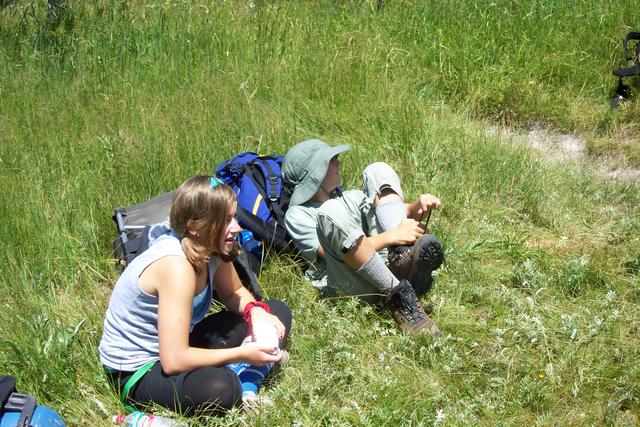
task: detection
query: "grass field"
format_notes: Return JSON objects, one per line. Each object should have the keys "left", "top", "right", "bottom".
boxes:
{"left": 1, "top": 1, "right": 639, "bottom": 425}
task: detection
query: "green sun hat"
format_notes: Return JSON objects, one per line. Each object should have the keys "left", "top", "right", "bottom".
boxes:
{"left": 282, "top": 139, "right": 350, "bottom": 206}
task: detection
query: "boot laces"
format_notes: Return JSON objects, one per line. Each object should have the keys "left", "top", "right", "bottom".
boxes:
{"left": 398, "top": 286, "right": 425, "bottom": 322}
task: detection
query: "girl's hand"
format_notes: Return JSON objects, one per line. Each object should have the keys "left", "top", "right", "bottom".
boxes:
{"left": 250, "top": 307, "right": 286, "bottom": 340}
{"left": 239, "top": 342, "right": 284, "bottom": 365}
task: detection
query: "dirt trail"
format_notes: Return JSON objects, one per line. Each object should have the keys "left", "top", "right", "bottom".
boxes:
{"left": 486, "top": 125, "right": 640, "bottom": 185}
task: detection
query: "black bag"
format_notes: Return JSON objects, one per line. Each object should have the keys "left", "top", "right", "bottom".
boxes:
{"left": 611, "top": 31, "right": 640, "bottom": 108}
{"left": 112, "top": 191, "right": 263, "bottom": 300}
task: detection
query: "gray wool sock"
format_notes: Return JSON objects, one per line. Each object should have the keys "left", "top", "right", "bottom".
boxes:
{"left": 375, "top": 201, "right": 406, "bottom": 232}
{"left": 355, "top": 252, "right": 399, "bottom": 292}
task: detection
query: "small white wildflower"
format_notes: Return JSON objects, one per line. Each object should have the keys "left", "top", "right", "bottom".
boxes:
{"left": 435, "top": 408, "right": 446, "bottom": 424}
{"left": 572, "top": 382, "right": 580, "bottom": 397}
{"left": 605, "top": 290, "right": 616, "bottom": 304}
{"left": 91, "top": 397, "right": 108, "bottom": 416}
{"left": 545, "top": 363, "right": 554, "bottom": 378}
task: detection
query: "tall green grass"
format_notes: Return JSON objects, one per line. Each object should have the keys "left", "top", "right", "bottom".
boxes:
{"left": 1, "top": 1, "right": 639, "bottom": 425}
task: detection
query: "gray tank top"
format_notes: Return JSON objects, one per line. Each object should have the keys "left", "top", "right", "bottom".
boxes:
{"left": 99, "top": 226, "right": 220, "bottom": 372}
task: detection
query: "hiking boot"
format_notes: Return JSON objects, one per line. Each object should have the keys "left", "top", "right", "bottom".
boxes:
{"left": 385, "top": 280, "right": 441, "bottom": 336}
{"left": 388, "top": 234, "right": 444, "bottom": 296}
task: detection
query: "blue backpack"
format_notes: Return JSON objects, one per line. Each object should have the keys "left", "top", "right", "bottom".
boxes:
{"left": 215, "top": 152, "right": 294, "bottom": 255}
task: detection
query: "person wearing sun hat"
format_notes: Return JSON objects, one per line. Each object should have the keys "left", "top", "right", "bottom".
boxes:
{"left": 282, "top": 139, "right": 445, "bottom": 336}
{"left": 284, "top": 139, "right": 351, "bottom": 207}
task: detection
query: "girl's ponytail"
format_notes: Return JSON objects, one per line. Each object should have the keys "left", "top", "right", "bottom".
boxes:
{"left": 170, "top": 176, "right": 237, "bottom": 274}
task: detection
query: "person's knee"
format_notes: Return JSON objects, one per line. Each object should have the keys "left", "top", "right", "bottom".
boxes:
{"left": 183, "top": 368, "right": 242, "bottom": 414}
{"left": 362, "top": 162, "right": 404, "bottom": 200}
{"left": 375, "top": 188, "right": 403, "bottom": 205}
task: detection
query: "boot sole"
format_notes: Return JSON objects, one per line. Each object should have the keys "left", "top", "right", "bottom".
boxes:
{"left": 409, "top": 235, "right": 444, "bottom": 295}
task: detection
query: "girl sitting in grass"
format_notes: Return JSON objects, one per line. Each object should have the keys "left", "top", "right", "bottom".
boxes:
{"left": 99, "top": 175, "right": 291, "bottom": 415}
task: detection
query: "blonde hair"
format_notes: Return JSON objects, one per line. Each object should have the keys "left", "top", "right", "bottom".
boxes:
{"left": 170, "top": 176, "right": 239, "bottom": 275}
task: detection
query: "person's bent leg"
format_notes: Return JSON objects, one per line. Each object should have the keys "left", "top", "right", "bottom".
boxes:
{"left": 189, "top": 300, "right": 292, "bottom": 350}
{"left": 363, "top": 162, "right": 406, "bottom": 232}
{"left": 316, "top": 192, "right": 438, "bottom": 334}
{"left": 361, "top": 163, "right": 442, "bottom": 335}
{"left": 345, "top": 235, "right": 399, "bottom": 293}
{"left": 363, "top": 162, "right": 444, "bottom": 297}
{"left": 317, "top": 196, "right": 393, "bottom": 301}
{"left": 130, "top": 363, "right": 242, "bottom": 416}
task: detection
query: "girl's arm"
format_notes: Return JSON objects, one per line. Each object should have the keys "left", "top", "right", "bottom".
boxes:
{"left": 213, "top": 260, "right": 255, "bottom": 314}
{"left": 213, "top": 260, "right": 286, "bottom": 339}
{"left": 150, "top": 257, "right": 280, "bottom": 375}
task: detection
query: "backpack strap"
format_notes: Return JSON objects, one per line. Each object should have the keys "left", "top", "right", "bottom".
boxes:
{"left": 252, "top": 157, "right": 282, "bottom": 202}
{"left": 251, "top": 156, "right": 292, "bottom": 225}
{"left": 233, "top": 251, "right": 263, "bottom": 301}
{"left": 236, "top": 207, "right": 291, "bottom": 252}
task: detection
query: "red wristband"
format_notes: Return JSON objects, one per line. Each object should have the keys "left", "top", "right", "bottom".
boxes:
{"left": 243, "top": 301, "right": 270, "bottom": 325}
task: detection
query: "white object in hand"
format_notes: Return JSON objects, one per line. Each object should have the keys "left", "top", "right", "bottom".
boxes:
{"left": 252, "top": 322, "right": 279, "bottom": 351}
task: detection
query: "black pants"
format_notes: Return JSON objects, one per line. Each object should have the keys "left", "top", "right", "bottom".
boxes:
{"left": 107, "top": 300, "right": 292, "bottom": 416}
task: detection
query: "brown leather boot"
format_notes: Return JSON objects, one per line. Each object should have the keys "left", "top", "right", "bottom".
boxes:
{"left": 388, "top": 234, "right": 444, "bottom": 296}
{"left": 385, "top": 280, "right": 441, "bottom": 336}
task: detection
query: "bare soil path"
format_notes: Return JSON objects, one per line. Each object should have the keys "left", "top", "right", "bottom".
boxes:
{"left": 487, "top": 124, "right": 640, "bottom": 185}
